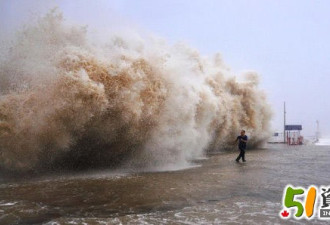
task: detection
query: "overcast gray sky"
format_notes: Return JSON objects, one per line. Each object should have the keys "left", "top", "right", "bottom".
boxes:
{"left": 1, "top": 0, "right": 329, "bottom": 137}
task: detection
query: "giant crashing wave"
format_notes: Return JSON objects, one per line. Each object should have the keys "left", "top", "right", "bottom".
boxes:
{"left": 0, "top": 10, "right": 272, "bottom": 172}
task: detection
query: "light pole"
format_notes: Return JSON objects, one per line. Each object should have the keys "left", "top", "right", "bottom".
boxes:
{"left": 284, "top": 102, "right": 286, "bottom": 143}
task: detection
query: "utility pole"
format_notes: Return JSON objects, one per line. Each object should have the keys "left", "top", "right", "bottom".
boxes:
{"left": 284, "top": 102, "right": 286, "bottom": 143}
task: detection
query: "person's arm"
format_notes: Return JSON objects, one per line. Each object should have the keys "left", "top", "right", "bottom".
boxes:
{"left": 240, "top": 136, "right": 248, "bottom": 143}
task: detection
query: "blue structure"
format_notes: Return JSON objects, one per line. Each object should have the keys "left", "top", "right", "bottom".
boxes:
{"left": 285, "top": 125, "right": 302, "bottom": 131}
{"left": 285, "top": 124, "right": 303, "bottom": 145}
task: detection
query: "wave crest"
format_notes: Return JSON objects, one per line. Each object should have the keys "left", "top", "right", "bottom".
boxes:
{"left": 0, "top": 10, "right": 272, "bottom": 172}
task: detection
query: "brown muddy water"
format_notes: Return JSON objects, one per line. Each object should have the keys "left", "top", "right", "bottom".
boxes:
{"left": 1, "top": 144, "right": 330, "bottom": 225}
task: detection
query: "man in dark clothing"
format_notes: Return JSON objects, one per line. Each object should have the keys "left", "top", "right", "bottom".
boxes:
{"left": 235, "top": 130, "right": 248, "bottom": 162}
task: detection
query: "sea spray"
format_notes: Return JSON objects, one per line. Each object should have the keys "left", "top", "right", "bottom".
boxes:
{"left": 0, "top": 10, "right": 272, "bottom": 172}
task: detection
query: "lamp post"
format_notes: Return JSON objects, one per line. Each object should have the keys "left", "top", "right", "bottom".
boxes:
{"left": 284, "top": 102, "right": 286, "bottom": 143}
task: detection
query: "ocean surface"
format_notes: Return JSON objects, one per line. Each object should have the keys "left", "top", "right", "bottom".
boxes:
{"left": 1, "top": 144, "right": 330, "bottom": 225}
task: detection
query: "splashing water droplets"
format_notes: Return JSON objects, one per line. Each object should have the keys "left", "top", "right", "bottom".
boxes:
{"left": 0, "top": 10, "right": 271, "bottom": 172}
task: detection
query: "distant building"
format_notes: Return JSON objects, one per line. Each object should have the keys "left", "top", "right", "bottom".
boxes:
{"left": 268, "top": 132, "right": 285, "bottom": 143}
{"left": 285, "top": 125, "right": 303, "bottom": 145}
{"left": 268, "top": 125, "right": 303, "bottom": 145}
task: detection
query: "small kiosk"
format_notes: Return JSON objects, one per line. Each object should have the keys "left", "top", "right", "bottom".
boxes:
{"left": 285, "top": 125, "right": 303, "bottom": 145}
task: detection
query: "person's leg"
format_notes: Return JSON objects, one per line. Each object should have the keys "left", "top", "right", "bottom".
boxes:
{"left": 236, "top": 153, "right": 240, "bottom": 162}
{"left": 236, "top": 150, "right": 240, "bottom": 162}
{"left": 242, "top": 149, "right": 246, "bottom": 162}
{"left": 236, "top": 148, "right": 243, "bottom": 162}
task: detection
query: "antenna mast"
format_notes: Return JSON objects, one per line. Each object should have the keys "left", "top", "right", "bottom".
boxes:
{"left": 284, "top": 102, "right": 286, "bottom": 143}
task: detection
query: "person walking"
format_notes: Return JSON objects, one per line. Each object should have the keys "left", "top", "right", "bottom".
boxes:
{"left": 235, "top": 130, "right": 248, "bottom": 162}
